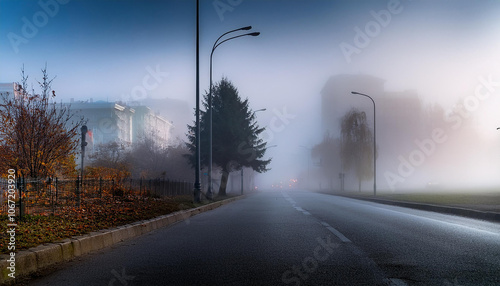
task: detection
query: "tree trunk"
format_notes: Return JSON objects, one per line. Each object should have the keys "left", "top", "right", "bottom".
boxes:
{"left": 218, "top": 170, "right": 229, "bottom": 197}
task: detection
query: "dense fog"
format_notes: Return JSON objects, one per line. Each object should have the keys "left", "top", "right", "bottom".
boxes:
{"left": 2, "top": 0, "right": 499, "bottom": 193}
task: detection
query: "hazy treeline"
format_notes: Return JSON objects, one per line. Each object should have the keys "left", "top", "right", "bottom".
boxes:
{"left": 86, "top": 134, "right": 194, "bottom": 182}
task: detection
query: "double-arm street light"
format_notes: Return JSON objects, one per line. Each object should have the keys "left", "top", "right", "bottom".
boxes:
{"left": 253, "top": 108, "right": 266, "bottom": 114}
{"left": 206, "top": 26, "right": 260, "bottom": 200}
{"left": 351, "top": 91, "right": 377, "bottom": 196}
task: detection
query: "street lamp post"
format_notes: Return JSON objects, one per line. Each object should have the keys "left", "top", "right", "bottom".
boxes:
{"left": 193, "top": 0, "right": 201, "bottom": 203}
{"left": 351, "top": 91, "right": 376, "bottom": 196}
{"left": 207, "top": 27, "right": 260, "bottom": 200}
{"left": 79, "top": 125, "right": 88, "bottom": 207}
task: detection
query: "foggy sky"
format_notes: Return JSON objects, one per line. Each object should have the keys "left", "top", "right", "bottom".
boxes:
{"left": 1, "top": 0, "right": 500, "bottom": 191}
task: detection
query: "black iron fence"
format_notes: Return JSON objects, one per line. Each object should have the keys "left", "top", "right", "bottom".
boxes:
{"left": 0, "top": 177, "right": 193, "bottom": 217}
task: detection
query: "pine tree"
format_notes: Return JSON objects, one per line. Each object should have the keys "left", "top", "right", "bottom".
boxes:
{"left": 186, "top": 78, "right": 271, "bottom": 196}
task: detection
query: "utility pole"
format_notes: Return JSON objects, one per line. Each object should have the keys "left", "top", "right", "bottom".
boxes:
{"left": 79, "top": 125, "right": 87, "bottom": 207}
{"left": 193, "top": 0, "right": 201, "bottom": 203}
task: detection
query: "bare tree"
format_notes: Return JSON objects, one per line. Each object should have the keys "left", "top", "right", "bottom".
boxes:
{"left": 127, "top": 133, "right": 194, "bottom": 180}
{"left": 312, "top": 131, "right": 341, "bottom": 190}
{"left": 0, "top": 65, "right": 85, "bottom": 178}
{"left": 86, "top": 141, "right": 131, "bottom": 180}
{"left": 340, "top": 108, "right": 375, "bottom": 191}
{"left": 127, "top": 131, "right": 169, "bottom": 179}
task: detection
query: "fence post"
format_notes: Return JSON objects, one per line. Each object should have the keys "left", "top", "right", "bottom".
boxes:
{"left": 76, "top": 176, "right": 80, "bottom": 207}
{"left": 55, "top": 177, "right": 58, "bottom": 205}
{"left": 99, "top": 177, "right": 103, "bottom": 198}
{"left": 163, "top": 179, "right": 166, "bottom": 196}
{"left": 49, "top": 177, "right": 54, "bottom": 215}
{"left": 140, "top": 178, "right": 143, "bottom": 200}
{"left": 17, "top": 175, "right": 23, "bottom": 220}
{"left": 161, "top": 179, "right": 164, "bottom": 196}
{"left": 148, "top": 179, "right": 151, "bottom": 197}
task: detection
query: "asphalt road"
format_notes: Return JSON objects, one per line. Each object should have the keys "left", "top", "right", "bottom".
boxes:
{"left": 27, "top": 190, "right": 500, "bottom": 286}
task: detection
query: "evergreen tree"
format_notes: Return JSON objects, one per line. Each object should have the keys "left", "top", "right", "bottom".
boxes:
{"left": 186, "top": 78, "right": 271, "bottom": 196}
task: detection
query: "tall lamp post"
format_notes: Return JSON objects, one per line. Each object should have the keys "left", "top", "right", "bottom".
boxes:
{"left": 351, "top": 91, "right": 377, "bottom": 196}
{"left": 79, "top": 125, "right": 88, "bottom": 207}
{"left": 207, "top": 27, "right": 260, "bottom": 200}
{"left": 193, "top": 0, "right": 201, "bottom": 203}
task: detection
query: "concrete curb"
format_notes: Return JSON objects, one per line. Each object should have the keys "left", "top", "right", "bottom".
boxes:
{"left": 336, "top": 194, "right": 500, "bottom": 223}
{"left": 0, "top": 195, "right": 245, "bottom": 285}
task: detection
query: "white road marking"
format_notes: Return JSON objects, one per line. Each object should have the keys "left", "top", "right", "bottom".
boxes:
{"left": 364, "top": 203, "right": 500, "bottom": 237}
{"left": 320, "top": 221, "right": 351, "bottom": 243}
{"left": 387, "top": 278, "right": 409, "bottom": 286}
{"left": 283, "top": 191, "right": 352, "bottom": 243}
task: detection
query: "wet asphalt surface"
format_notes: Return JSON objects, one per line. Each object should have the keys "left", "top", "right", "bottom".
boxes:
{"left": 27, "top": 190, "right": 500, "bottom": 285}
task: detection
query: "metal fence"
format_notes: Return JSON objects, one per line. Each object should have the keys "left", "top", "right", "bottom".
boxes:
{"left": 0, "top": 177, "right": 193, "bottom": 217}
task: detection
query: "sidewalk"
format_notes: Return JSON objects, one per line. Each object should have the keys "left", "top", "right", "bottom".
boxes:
{"left": 317, "top": 190, "right": 500, "bottom": 223}
{"left": 0, "top": 195, "right": 246, "bottom": 285}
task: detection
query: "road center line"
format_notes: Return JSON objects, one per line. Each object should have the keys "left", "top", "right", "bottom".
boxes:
{"left": 281, "top": 192, "right": 404, "bottom": 285}
{"left": 320, "top": 221, "right": 351, "bottom": 243}
{"left": 282, "top": 192, "right": 353, "bottom": 243}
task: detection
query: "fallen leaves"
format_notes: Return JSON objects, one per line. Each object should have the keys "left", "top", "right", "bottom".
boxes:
{"left": 0, "top": 195, "right": 194, "bottom": 253}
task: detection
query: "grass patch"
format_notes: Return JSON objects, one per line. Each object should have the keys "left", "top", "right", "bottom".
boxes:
{"left": 378, "top": 192, "right": 500, "bottom": 205}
